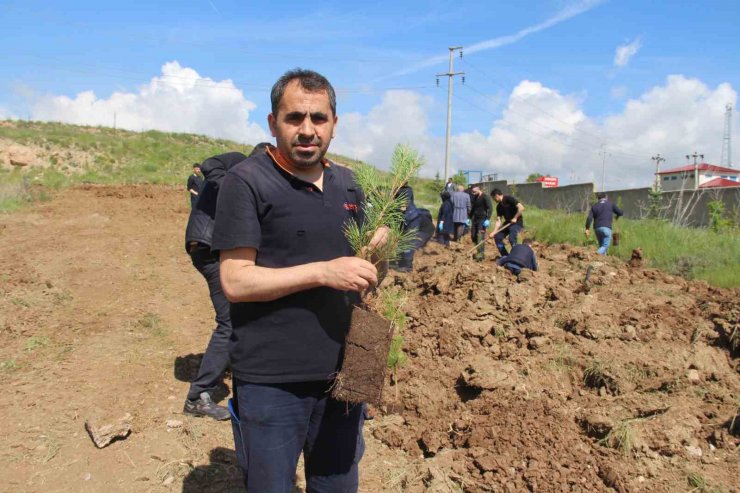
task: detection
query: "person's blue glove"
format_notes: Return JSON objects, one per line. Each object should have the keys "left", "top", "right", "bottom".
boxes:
{"left": 438, "top": 221, "right": 444, "bottom": 231}
{"left": 466, "top": 219, "right": 471, "bottom": 226}
{"left": 483, "top": 219, "right": 490, "bottom": 228}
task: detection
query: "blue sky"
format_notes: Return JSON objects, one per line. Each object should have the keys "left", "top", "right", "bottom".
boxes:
{"left": 2, "top": 0, "right": 739, "bottom": 188}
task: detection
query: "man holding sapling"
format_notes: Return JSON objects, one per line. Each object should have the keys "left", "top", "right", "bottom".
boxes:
{"left": 213, "top": 69, "right": 387, "bottom": 492}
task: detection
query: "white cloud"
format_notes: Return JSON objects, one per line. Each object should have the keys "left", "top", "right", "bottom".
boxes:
{"left": 30, "top": 61, "right": 269, "bottom": 143}
{"left": 335, "top": 76, "right": 738, "bottom": 190}
{"left": 614, "top": 37, "right": 641, "bottom": 68}
{"left": 452, "top": 81, "right": 589, "bottom": 180}
{"left": 332, "top": 90, "right": 436, "bottom": 167}
{"left": 610, "top": 85, "right": 627, "bottom": 99}
{"left": 19, "top": 62, "right": 738, "bottom": 191}
{"left": 600, "top": 75, "right": 736, "bottom": 184}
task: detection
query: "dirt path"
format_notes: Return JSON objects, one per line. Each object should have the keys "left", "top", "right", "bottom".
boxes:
{"left": 0, "top": 185, "right": 737, "bottom": 492}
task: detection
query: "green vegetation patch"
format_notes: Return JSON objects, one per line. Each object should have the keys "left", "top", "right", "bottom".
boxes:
{"left": 525, "top": 206, "right": 740, "bottom": 288}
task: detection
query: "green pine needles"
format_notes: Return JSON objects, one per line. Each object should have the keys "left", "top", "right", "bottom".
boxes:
{"left": 345, "top": 144, "right": 425, "bottom": 263}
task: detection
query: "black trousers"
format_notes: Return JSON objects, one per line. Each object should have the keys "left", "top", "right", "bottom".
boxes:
{"left": 470, "top": 219, "right": 487, "bottom": 258}
{"left": 187, "top": 247, "right": 232, "bottom": 401}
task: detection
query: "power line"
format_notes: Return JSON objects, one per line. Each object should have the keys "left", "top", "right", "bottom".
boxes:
{"left": 12, "top": 56, "right": 436, "bottom": 95}
{"left": 459, "top": 57, "right": 647, "bottom": 160}
{"left": 452, "top": 90, "right": 611, "bottom": 157}
{"left": 460, "top": 83, "right": 645, "bottom": 160}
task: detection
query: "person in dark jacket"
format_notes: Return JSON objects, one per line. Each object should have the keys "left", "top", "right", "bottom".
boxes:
{"left": 182, "top": 151, "right": 248, "bottom": 420}
{"left": 469, "top": 186, "right": 493, "bottom": 261}
{"left": 187, "top": 163, "right": 204, "bottom": 207}
{"left": 436, "top": 191, "right": 454, "bottom": 246}
{"left": 394, "top": 183, "right": 421, "bottom": 272}
{"left": 488, "top": 188, "right": 525, "bottom": 256}
{"left": 585, "top": 192, "right": 624, "bottom": 255}
{"left": 496, "top": 238, "right": 538, "bottom": 276}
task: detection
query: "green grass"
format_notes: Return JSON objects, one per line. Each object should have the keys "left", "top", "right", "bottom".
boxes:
{"left": 136, "top": 312, "right": 166, "bottom": 338}
{"left": 378, "top": 287, "right": 408, "bottom": 370}
{"left": 598, "top": 420, "right": 635, "bottom": 457}
{"left": 0, "top": 360, "right": 20, "bottom": 372}
{"left": 687, "top": 472, "right": 722, "bottom": 493}
{"left": 525, "top": 206, "right": 740, "bottom": 288}
{"left": 24, "top": 335, "right": 50, "bottom": 352}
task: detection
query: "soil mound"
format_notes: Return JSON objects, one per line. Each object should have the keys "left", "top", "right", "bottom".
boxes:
{"left": 370, "top": 240, "right": 739, "bottom": 492}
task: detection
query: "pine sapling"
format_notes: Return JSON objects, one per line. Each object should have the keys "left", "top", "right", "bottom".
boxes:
{"left": 331, "top": 144, "right": 424, "bottom": 405}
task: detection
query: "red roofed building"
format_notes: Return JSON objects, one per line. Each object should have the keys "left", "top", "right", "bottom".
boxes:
{"left": 656, "top": 163, "right": 739, "bottom": 191}
{"left": 699, "top": 177, "right": 740, "bottom": 189}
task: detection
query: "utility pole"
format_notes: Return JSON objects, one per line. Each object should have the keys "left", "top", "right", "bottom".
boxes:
{"left": 436, "top": 46, "right": 465, "bottom": 182}
{"left": 599, "top": 144, "right": 611, "bottom": 191}
{"left": 685, "top": 151, "right": 704, "bottom": 190}
{"left": 113, "top": 112, "right": 117, "bottom": 130}
{"left": 651, "top": 154, "right": 665, "bottom": 191}
{"left": 721, "top": 103, "right": 732, "bottom": 167}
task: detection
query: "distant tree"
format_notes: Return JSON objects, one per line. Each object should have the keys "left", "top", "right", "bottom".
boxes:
{"left": 432, "top": 171, "right": 443, "bottom": 191}
{"left": 452, "top": 171, "right": 467, "bottom": 186}
{"left": 527, "top": 172, "right": 544, "bottom": 183}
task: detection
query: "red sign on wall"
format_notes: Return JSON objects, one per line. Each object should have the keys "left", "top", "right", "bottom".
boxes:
{"left": 535, "top": 176, "right": 559, "bottom": 188}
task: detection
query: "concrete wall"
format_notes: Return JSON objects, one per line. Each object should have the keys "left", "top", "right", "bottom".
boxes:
{"left": 472, "top": 179, "right": 740, "bottom": 227}
{"left": 479, "top": 180, "right": 594, "bottom": 213}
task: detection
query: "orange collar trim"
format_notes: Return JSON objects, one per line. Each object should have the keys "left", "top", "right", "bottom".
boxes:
{"left": 266, "top": 146, "right": 330, "bottom": 176}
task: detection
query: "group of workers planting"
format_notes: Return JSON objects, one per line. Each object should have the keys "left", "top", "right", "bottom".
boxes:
{"left": 436, "top": 184, "right": 537, "bottom": 274}
{"left": 436, "top": 183, "right": 624, "bottom": 270}
{"left": 179, "top": 67, "right": 626, "bottom": 492}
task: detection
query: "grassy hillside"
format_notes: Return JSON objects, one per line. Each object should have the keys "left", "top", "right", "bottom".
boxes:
{"left": 0, "top": 120, "right": 383, "bottom": 210}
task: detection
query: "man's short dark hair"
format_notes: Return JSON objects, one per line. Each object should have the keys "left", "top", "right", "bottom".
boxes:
{"left": 491, "top": 188, "right": 503, "bottom": 196}
{"left": 193, "top": 163, "right": 200, "bottom": 168}
{"left": 596, "top": 192, "right": 607, "bottom": 200}
{"left": 271, "top": 68, "right": 336, "bottom": 117}
{"left": 523, "top": 238, "right": 533, "bottom": 245}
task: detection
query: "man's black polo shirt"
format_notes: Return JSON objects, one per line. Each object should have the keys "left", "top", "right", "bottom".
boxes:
{"left": 211, "top": 151, "right": 362, "bottom": 384}
{"left": 496, "top": 195, "right": 524, "bottom": 228}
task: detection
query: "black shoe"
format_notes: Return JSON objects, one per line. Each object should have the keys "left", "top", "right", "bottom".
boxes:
{"left": 183, "top": 392, "right": 230, "bottom": 421}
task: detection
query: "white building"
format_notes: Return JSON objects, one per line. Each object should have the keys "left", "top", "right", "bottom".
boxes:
{"left": 656, "top": 163, "right": 740, "bottom": 191}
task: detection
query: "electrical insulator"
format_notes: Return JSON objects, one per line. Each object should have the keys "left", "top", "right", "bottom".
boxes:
{"left": 460, "top": 50, "right": 463, "bottom": 59}
{"left": 462, "top": 76, "right": 466, "bottom": 85}
{"left": 436, "top": 78, "right": 439, "bottom": 87}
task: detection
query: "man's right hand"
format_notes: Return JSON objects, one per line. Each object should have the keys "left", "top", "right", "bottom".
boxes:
{"left": 322, "top": 257, "right": 378, "bottom": 292}
{"left": 584, "top": 229, "right": 590, "bottom": 237}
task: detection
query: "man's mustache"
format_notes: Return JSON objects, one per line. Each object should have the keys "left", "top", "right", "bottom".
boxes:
{"left": 292, "top": 137, "right": 321, "bottom": 146}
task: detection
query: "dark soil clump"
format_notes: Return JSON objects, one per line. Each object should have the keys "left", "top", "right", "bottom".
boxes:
{"left": 332, "top": 305, "right": 394, "bottom": 404}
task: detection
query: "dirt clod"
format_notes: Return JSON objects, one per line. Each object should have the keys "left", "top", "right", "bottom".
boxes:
{"left": 332, "top": 306, "right": 394, "bottom": 404}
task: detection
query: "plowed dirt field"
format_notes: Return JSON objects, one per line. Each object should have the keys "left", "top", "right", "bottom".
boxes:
{"left": 0, "top": 185, "right": 737, "bottom": 492}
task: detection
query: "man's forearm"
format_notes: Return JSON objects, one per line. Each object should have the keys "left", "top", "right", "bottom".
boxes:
{"left": 221, "top": 261, "right": 325, "bottom": 303}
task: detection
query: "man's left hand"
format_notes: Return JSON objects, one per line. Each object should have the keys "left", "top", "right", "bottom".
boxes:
{"left": 367, "top": 226, "right": 390, "bottom": 252}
